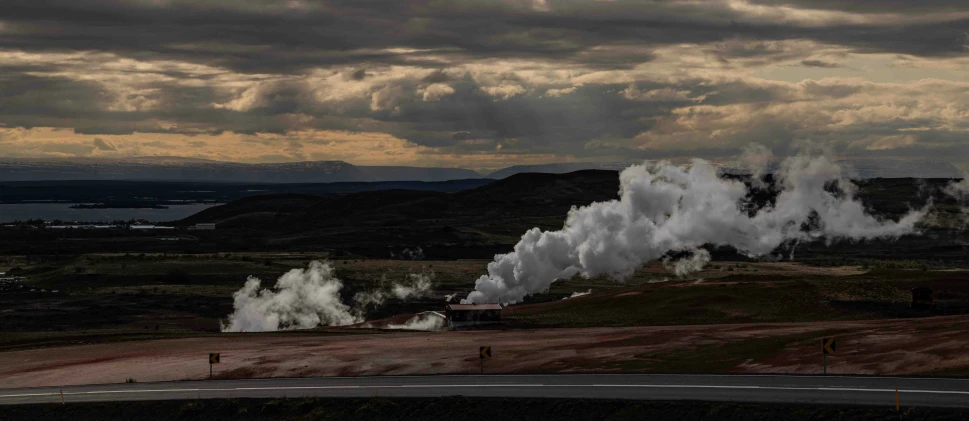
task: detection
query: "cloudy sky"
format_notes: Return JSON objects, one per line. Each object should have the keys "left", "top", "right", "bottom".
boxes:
{"left": 2, "top": 0, "right": 969, "bottom": 171}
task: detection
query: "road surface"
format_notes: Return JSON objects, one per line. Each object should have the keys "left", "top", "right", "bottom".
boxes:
{"left": 2, "top": 374, "right": 969, "bottom": 407}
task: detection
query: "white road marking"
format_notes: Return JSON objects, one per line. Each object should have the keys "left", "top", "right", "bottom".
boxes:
{"left": 4, "top": 383, "right": 969, "bottom": 400}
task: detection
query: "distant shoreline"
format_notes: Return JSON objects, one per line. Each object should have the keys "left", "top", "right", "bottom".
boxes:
{"left": 69, "top": 203, "right": 170, "bottom": 209}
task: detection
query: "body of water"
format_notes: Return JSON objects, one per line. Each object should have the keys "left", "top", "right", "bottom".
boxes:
{"left": 0, "top": 203, "right": 223, "bottom": 223}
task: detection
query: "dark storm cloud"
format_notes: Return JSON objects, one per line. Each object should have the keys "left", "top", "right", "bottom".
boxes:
{"left": 0, "top": 74, "right": 111, "bottom": 120}
{"left": 2, "top": 0, "right": 968, "bottom": 76}
{"left": 2, "top": 0, "right": 969, "bottom": 164}
{"left": 800, "top": 59, "right": 841, "bottom": 68}
{"left": 747, "top": 0, "right": 969, "bottom": 14}
{"left": 372, "top": 81, "right": 668, "bottom": 153}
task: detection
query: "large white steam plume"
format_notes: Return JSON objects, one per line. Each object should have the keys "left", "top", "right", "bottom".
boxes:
{"left": 222, "top": 261, "right": 433, "bottom": 332}
{"left": 463, "top": 150, "right": 927, "bottom": 304}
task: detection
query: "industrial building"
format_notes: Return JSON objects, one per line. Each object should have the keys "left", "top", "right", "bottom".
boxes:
{"left": 130, "top": 225, "right": 175, "bottom": 230}
{"left": 444, "top": 303, "right": 502, "bottom": 328}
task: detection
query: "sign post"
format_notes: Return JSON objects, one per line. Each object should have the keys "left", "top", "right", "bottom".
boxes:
{"left": 821, "top": 338, "right": 836, "bottom": 374}
{"left": 209, "top": 353, "right": 220, "bottom": 379}
{"left": 479, "top": 346, "right": 491, "bottom": 374}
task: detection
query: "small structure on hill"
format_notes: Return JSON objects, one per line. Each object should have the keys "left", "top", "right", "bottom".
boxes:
{"left": 445, "top": 303, "right": 502, "bottom": 328}
{"left": 911, "top": 287, "right": 933, "bottom": 309}
{"left": 130, "top": 225, "right": 175, "bottom": 230}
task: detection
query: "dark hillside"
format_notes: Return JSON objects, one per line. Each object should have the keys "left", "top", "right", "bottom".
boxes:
{"left": 2, "top": 172, "right": 962, "bottom": 259}
{"left": 181, "top": 194, "right": 324, "bottom": 227}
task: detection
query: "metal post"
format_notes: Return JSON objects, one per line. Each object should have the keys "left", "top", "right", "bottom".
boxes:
{"left": 896, "top": 388, "right": 899, "bottom": 412}
{"left": 823, "top": 353, "right": 827, "bottom": 375}
{"left": 480, "top": 359, "right": 483, "bottom": 374}
{"left": 60, "top": 389, "right": 64, "bottom": 405}
{"left": 210, "top": 363, "right": 213, "bottom": 380}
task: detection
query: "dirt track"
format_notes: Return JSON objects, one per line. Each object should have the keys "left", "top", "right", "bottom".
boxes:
{"left": 4, "top": 315, "right": 969, "bottom": 389}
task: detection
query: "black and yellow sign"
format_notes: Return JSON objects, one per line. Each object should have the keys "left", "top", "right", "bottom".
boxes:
{"left": 479, "top": 346, "right": 492, "bottom": 360}
{"left": 822, "top": 338, "right": 837, "bottom": 355}
{"left": 209, "top": 353, "right": 221, "bottom": 364}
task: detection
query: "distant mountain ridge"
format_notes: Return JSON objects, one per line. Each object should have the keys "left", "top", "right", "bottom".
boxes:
{"left": 487, "top": 162, "right": 634, "bottom": 179}
{"left": 1, "top": 157, "right": 961, "bottom": 182}
{"left": 0, "top": 157, "right": 482, "bottom": 183}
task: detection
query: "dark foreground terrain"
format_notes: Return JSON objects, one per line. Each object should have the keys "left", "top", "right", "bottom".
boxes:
{"left": 0, "top": 397, "right": 959, "bottom": 421}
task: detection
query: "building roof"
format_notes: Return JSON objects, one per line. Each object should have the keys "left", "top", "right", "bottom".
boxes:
{"left": 446, "top": 304, "right": 502, "bottom": 311}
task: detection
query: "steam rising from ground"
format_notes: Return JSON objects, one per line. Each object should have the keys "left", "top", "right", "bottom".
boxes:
{"left": 387, "top": 311, "right": 447, "bottom": 331}
{"left": 222, "top": 261, "right": 433, "bottom": 332}
{"left": 663, "top": 248, "right": 711, "bottom": 277}
{"left": 464, "top": 149, "right": 927, "bottom": 305}
{"left": 563, "top": 289, "right": 592, "bottom": 300}
{"left": 944, "top": 177, "right": 969, "bottom": 203}
{"left": 942, "top": 175, "right": 969, "bottom": 236}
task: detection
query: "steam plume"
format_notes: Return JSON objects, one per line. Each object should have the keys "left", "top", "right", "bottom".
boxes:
{"left": 222, "top": 261, "right": 358, "bottom": 332}
{"left": 563, "top": 289, "right": 592, "bottom": 300}
{"left": 943, "top": 176, "right": 969, "bottom": 202}
{"left": 222, "top": 261, "right": 433, "bottom": 332}
{"left": 387, "top": 311, "right": 447, "bottom": 331}
{"left": 663, "top": 248, "right": 711, "bottom": 277}
{"left": 464, "top": 150, "right": 926, "bottom": 304}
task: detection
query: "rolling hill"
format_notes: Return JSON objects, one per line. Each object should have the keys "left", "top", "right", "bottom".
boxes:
{"left": 0, "top": 157, "right": 482, "bottom": 183}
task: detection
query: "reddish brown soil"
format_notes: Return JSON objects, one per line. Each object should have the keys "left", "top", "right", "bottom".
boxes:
{"left": 4, "top": 316, "right": 969, "bottom": 389}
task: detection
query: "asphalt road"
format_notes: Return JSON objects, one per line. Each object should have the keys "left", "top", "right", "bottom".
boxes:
{"left": 3, "top": 374, "right": 969, "bottom": 407}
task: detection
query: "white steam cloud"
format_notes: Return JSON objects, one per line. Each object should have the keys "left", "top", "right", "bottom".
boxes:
{"left": 222, "top": 261, "right": 359, "bottom": 332}
{"left": 464, "top": 150, "right": 926, "bottom": 304}
{"left": 393, "top": 273, "right": 433, "bottom": 300}
{"left": 387, "top": 311, "right": 447, "bottom": 331}
{"left": 222, "top": 261, "right": 434, "bottom": 332}
{"left": 663, "top": 248, "right": 712, "bottom": 277}
{"left": 735, "top": 143, "right": 773, "bottom": 189}
{"left": 944, "top": 176, "right": 969, "bottom": 203}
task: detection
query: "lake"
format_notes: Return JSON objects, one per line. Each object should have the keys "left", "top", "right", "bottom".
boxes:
{"left": 0, "top": 203, "right": 224, "bottom": 223}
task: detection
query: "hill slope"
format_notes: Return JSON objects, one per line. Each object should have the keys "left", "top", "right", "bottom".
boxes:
{"left": 0, "top": 157, "right": 484, "bottom": 183}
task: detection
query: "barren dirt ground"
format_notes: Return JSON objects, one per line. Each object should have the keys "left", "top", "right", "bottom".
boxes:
{"left": 4, "top": 315, "right": 969, "bottom": 389}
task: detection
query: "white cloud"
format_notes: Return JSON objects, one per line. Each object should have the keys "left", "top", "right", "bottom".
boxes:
{"left": 482, "top": 84, "right": 527, "bottom": 100}
{"left": 544, "top": 86, "right": 576, "bottom": 97}
{"left": 421, "top": 83, "right": 455, "bottom": 101}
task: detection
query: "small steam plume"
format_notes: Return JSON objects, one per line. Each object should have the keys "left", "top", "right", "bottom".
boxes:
{"left": 391, "top": 246, "right": 425, "bottom": 260}
{"left": 222, "top": 261, "right": 434, "bottom": 332}
{"left": 393, "top": 273, "right": 433, "bottom": 299}
{"left": 463, "top": 148, "right": 927, "bottom": 304}
{"left": 562, "top": 289, "right": 592, "bottom": 300}
{"left": 387, "top": 311, "right": 447, "bottom": 331}
{"left": 942, "top": 174, "right": 969, "bottom": 239}
{"left": 353, "top": 272, "right": 434, "bottom": 309}
{"left": 733, "top": 143, "right": 773, "bottom": 189}
{"left": 663, "top": 248, "right": 711, "bottom": 277}
{"left": 943, "top": 176, "right": 969, "bottom": 203}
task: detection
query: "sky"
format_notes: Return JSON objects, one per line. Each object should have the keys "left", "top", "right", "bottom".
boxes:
{"left": 2, "top": 0, "right": 969, "bottom": 172}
